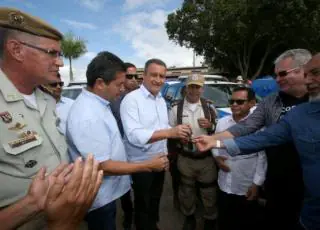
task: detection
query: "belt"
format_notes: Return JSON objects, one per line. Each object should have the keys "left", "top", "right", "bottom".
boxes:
{"left": 179, "top": 150, "right": 211, "bottom": 159}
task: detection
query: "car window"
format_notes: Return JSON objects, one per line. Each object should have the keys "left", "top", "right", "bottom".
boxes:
{"left": 203, "top": 85, "right": 231, "bottom": 108}
{"left": 62, "top": 88, "right": 82, "bottom": 100}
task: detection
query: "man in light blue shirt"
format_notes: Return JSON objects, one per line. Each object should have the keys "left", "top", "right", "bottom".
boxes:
{"left": 120, "top": 59, "right": 192, "bottom": 230}
{"left": 66, "top": 52, "right": 169, "bottom": 230}
{"left": 39, "top": 73, "right": 74, "bottom": 135}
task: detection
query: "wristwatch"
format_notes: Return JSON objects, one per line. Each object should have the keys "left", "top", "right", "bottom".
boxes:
{"left": 216, "top": 140, "right": 221, "bottom": 148}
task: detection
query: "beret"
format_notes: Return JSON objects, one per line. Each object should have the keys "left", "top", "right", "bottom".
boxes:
{"left": 0, "top": 7, "right": 63, "bottom": 40}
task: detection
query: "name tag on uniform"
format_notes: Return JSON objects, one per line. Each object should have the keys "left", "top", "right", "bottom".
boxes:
{"left": 3, "top": 130, "right": 43, "bottom": 155}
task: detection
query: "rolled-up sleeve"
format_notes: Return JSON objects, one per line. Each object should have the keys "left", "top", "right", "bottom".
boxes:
{"left": 224, "top": 116, "right": 293, "bottom": 157}
{"left": 120, "top": 96, "right": 154, "bottom": 147}
{"left": 253, "top": 151, "right": 267, "bottom": 186}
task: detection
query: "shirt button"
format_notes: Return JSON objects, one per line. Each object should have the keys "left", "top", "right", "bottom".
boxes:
{"left": 25, "top": 160, "right": 37, "bottom": 168}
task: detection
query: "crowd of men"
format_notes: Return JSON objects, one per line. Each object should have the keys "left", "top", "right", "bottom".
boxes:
{"left": 0, "top": 6, "right": 320, "bottom": 230}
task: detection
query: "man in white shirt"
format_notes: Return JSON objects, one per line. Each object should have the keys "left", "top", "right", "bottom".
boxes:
{"left": 120, "top": 58, "right": 192, "bottom": 230}
{"left": 40, "top": 73, "right": 74, "bottom": 135}
{"left": 213, "top": 87, "right": 267, "bottom": 230}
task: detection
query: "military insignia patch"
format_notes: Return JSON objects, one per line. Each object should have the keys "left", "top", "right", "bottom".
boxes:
{"left": 0, "top": 111, "right": 13, "bottom": 123}
{"left": 8, "top": 122, "right": 27, "bottom": 130}
{"left": 8, "top": 133, "right": 37, "bottom": 148}
{"left": 8, "top": 12, "right": 25, "bottom": 26}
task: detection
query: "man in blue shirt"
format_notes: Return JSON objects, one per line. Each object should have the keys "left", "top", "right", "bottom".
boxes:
{"left": 194, "top": 53, "right": 320, "bottom": 230}
{"left": 40, "top": 73, "right": 74, "bottom": 135}
{"left": 66, "top": 52, "right": 169, "bottom": 230}
{"left": 120, "top": 59, "right": 192, "bottom": 230}
{"left": 110, "top": 62, "right": 140, "bottom": 230}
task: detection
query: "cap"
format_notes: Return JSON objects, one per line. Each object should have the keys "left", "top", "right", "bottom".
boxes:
{"left": 236, "top": 75, "right": 243, "bottom": 81}
{"left": 0, "top": 7, "right": 63, "bottom": 40}
{"left": 186, "top": 74, "right": 205, "bottom": 87}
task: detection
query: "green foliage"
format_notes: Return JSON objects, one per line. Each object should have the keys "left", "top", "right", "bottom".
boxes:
{"left": 166, "top": 0, "right": 320, "bottom": 79}
{"left": 61, "top": 32, "right": 87, "bottom": 81}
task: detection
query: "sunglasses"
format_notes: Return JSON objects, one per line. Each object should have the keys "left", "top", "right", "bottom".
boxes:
{"left": 49, "top": 82, "right": 64, "bottom": 87}
{"left": 229, "top": 99, "right": 248, "bottom": 105}
{"left": 274, "top": 67, "right": 300, "bottom": 78}
{"left": 126, "top": 74, "right": 141, "bottom": 80}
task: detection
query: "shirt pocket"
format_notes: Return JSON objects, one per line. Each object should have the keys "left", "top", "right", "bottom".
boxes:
{"left": 0, "top": 111, "right": 44, "bottom": 175}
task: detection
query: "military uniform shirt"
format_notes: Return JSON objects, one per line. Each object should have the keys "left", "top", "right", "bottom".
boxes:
{"left": 0, "top": 69, "right": 69, "bottom": 207}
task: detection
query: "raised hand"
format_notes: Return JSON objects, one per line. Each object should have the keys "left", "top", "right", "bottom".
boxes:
{"left": 45, "top": 154, "right": 103, "bottom": 230}
{"left": 170, "top": 124, "right": 192, "bottom": 139}
{"left": 147, "top": 154, "right": 169, "bottom": 172}
{"left": 193, "top": 135, "right": 216, "bottom": 152}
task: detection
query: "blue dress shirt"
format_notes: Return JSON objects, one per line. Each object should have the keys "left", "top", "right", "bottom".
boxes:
{"left": 223, "top": 101, "right": 320, "bottom": 230}
{"left": 56, "top": 96, "right": 74, "bottom": 135}
{"left": 66, "top": 88, "right": 131, "bottom": 211}
{"left": 120, "top": 85, "right": 170, "bottom": 162}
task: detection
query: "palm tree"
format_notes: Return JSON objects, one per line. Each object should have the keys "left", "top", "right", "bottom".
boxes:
{"left": 61, "top": 32, "right": 87, "bottom": 82}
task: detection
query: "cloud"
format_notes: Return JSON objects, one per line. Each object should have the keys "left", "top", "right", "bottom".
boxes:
{"left": 61, "top": 19, "right": 97, "bottom": 30}
{"left": 78, "top": 0, "right": 106, "bottom": 11}
{"left": 113, "top": 9, "right": 203, "bottom": 67}
{"left": 59, "top": 65, "right": 87, "bottom": 84}
{"left": 83, "top": 51, "right": 97, "bottom": 60}
{"left": 123, "top": 0, "right": 169, "bottom": 11}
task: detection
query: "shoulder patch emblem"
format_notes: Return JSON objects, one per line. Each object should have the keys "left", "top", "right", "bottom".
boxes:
{"left": 0, "top": 111, "right": 13, "bottom": 123}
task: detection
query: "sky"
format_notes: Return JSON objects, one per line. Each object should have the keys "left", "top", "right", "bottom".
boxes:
{"left": 0, "top": 0, "right": 204, "bottom": 82}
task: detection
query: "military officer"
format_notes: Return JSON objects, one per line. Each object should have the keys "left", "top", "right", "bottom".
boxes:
{"left": 0, "top": 7, "right": 77, "bottom": 229}
{"left": 168, "top": 75, "right": 218, "bottom": 230}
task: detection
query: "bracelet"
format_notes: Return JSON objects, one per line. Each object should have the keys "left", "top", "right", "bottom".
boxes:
{"left": 216, "top": 140, "right": 221, "bottom": 148}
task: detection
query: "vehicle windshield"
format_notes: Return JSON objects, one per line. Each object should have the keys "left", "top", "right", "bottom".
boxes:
{"left": 62, "top": 88, "right": 83, "bottom": 100}
{"left": 203, "top": 84, "right": 233, "bottom": 108}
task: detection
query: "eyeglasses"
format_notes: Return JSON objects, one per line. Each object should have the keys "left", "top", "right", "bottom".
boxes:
{"left": 49, "top": 82, "right": 64, "bottom": 87}
{"left": 229, "top": 99, "right": 248, "bottom": 105}
{"left": 274, "top": 67, "right": 300, "bottom": 78}
{"left": 20, "top": 42, "right": 63, "bottom": 58}
{"left": 126, "top": 74, "right": 141, "bottom": 80}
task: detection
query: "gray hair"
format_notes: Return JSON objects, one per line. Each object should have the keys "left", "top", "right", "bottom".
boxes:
{"left": 274, "top": 49, "right": 312, "bottom": 67}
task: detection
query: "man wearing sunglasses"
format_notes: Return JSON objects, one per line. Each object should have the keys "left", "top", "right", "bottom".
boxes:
{"left": 194, "top": 49, "right": 311, "bottom": 229}
{"left": 214, "top": 87, "right": 267, "bottom": 230}
{"left": 195, "top": 53, "right": 320, "bottom": 230}
{"left": 110, "top": 62, "right": 139, "bottom": 230}
{"left": 40, "top": 73, "right": 74, "bottom": 135}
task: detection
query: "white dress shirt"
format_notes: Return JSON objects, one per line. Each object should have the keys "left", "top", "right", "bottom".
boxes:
{"left": 213, "top": 113, "right": 267, "bottom": 196}
{"left": 120, "top": 84, "right": 170, "bottom": 162}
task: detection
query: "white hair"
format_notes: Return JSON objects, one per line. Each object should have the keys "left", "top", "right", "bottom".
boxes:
{"left": 274, "top": 49, "right": 312, "bottom": 67}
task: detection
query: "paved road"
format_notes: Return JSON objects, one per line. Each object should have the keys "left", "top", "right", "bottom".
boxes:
{"left": 116, "top": 172, "right": 205, "bottom": 230}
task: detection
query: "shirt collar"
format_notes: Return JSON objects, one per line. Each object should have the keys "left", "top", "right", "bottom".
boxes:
{"left": 82, "top": 88, "right": 110, "bottom": 106}
{"left": 183, "top": 98, "right": 201, "bottom": 108}
{"left": 140, "top": 84, "right": 162, "bottom": 99}
{"left": 0, "top": 69, "right": 24, "bottom": 102}
{"left": 307, "top": 101, "right": 320, "bottom": 114}
{"left": 228, "top": 111, "right": 253, "bottom": 123}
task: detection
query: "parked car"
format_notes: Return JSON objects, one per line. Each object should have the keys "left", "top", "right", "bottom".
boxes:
{"left": 162, "top": 81, "right": 245, "bottom": 118}
{"left": 62, "top": 80, "right": 87, "bottom": 100}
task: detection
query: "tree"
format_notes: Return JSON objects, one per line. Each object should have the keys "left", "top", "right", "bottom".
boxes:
{"left": 61, "top": 32, "right": 87, "bottom": 82}
{"left": 166, "top": 0, "right": 320, "bottom": 79}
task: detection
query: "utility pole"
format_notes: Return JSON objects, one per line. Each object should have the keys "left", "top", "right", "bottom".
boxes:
{"left": 193, "top": 49, "right": 196, "bottom": 67}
